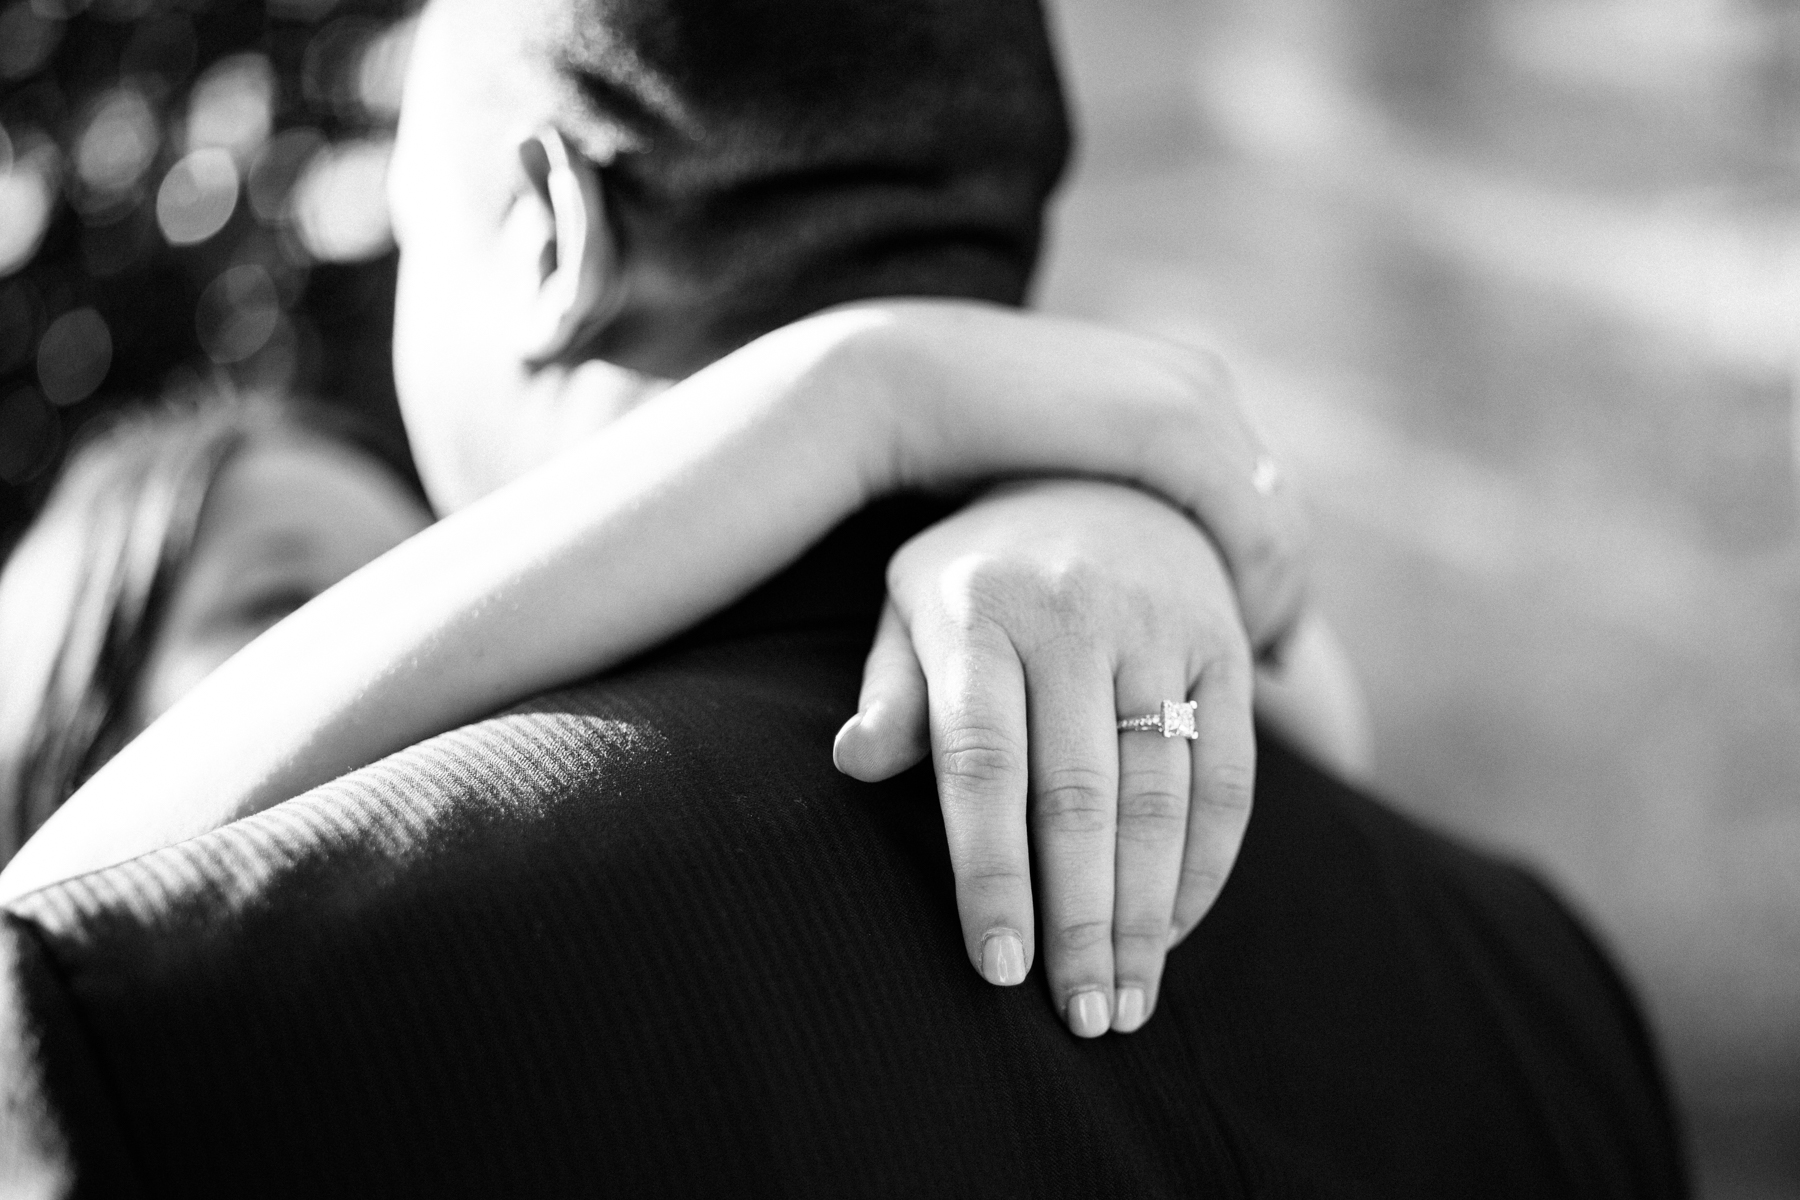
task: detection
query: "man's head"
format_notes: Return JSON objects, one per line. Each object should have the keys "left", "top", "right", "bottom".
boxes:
{"left": 388, "top": 0, "right": 1070, "bottom": 511}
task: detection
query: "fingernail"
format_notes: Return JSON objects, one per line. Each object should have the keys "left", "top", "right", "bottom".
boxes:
{"left": 1067, "top": 989, "right": 1110, "bottom": 1038}
{"left": 1113, "top": 986, "right": 1147, "bottom": 1033}
{"left": 980, "top": 930, "right": 1026, "bottom": 986}
{"left": 831, "top": 712, "right": 863, "bottom": 772}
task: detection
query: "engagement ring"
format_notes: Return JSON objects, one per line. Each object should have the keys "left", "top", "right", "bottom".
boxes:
{"left": 1117, "top": 700, "right": 1198, "bottom": 739}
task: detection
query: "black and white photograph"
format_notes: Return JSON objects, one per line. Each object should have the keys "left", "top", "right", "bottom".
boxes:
{"left": 0, "top": 0, "right": 1792, "bottom": 1195}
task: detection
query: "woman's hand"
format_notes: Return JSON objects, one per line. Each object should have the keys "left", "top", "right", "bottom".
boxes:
{"left": 830, "top": 299, "right": 1308, "bottom": 656}
{"left": 0, "top": 301, "right": 1304, "bottom": 917}
{"left": 835, "top": 479, "right": 1256, "bottom": 1037}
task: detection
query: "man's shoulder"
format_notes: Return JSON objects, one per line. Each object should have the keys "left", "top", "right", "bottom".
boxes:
{"left": 0, "top": 626, "right": 994, "bottom": 1194}
{"left": 7, "top": 623, "right": 897, "bottom": 992}
{"left": 0, "top": 629, "right": 1685, "bottom": 1196}
{"left": 1194, "top": 742, "right": 1687, "bottom": 1193}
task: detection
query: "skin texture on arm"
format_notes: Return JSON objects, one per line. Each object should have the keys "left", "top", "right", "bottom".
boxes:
{"left": 0, "top": 302, "right": 1309, "bottom": 905}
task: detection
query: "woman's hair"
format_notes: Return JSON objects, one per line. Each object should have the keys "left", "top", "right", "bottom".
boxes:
{"left": 0, "top": 394, "right": 415, "bottom": 864}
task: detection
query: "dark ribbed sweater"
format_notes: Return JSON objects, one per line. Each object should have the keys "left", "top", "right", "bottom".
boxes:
{"left": 0, "top": 504, "right": 1687, "bottom": 1197}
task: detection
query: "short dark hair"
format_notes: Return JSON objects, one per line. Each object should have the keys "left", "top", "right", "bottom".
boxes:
{"left": 536, "top": 0, "right": 1072, "bottom": 372}
{"left": 0, "top": 395, "right": 412, "bottom": 864}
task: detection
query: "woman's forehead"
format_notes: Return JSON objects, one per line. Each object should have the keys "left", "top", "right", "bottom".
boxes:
{"left": 190, "top": 439, "right": 425, "bottom": 573}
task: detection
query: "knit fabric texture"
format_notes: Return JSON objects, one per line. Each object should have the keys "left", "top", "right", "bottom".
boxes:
{"left": 0, "top": 506, "right": 1687, "bottom": 1198}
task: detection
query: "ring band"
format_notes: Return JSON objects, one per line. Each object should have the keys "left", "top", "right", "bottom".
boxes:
{"left": 1117, "top": 699, "right": 1198, "bottom": 740}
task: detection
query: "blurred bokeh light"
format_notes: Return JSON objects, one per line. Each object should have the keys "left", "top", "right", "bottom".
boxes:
{"left": 0, "top": 5, "right": 63, "bottom": 83}
{"left": 0, "top": 0, "right": 416, "bottom": 539}
{"left": 0, "top": 134, "right": 58, "bottom": 276}
{"left": 195, "top": 262, "right": 278, "bottom": 363}
{"left": 247, "top": 125, "right": 322, "bottom": 221}
{"left": 155, "top": 147, "right": 239, "bottom": 245}
{"left": 185, "top": 53, "right": 273, "bottom": 162}
{"left": 35, "top": 305, "right": 110, "bottom": 405}
{"left": 291, "top": 136, "right": 391, "bottom": 261}
{"left": 73, "top": 87, "right": 158, "bottom": 203}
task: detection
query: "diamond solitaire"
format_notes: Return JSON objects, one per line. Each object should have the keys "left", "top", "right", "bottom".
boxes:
{"left": 1116, "top": 700, "right": 1199, "bottom": 739}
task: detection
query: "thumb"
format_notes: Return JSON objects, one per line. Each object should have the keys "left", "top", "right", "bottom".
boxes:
{"left": 834, "top": 600, "right": 931, "bottom": 781}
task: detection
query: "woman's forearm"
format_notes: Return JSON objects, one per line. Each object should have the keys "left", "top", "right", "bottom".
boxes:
{"left": 0, "top": 301, "right": 1303, "bottom": 900}
{"left": 0, "top": 314, "right": 893, "bottom": 900}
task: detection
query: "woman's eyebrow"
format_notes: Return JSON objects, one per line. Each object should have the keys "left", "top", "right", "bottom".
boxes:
{"left": 182, "top": 531, "right": 319, "bottom": 608}
{"left": 251, "top": 529, "right": 321, "bottom": 564}
{"left": 212, "top": 522, "right": 327, "bottom": 569}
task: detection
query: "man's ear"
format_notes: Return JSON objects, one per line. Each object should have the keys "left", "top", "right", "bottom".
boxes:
{"left": 506, "top": 128, "right": 621, "bottom": 364}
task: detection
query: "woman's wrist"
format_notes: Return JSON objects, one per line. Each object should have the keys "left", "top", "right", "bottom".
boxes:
{"left": 804, "top": 299, "right": 1010, "bottom": 503}
{"left": 769, "top": 302, "right": 917, "bottom": 509}
{"left": 722, "top": 297, "right": 1311, "bottom": 651}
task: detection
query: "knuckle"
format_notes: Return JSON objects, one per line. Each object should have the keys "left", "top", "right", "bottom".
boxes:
{"left": 1112, "top": 919, "right": 1174, "bottom": 960}
{"left": 1117, "top": 589, "right": 1164, "bottom": 645}
{"left": 937, "top": 725, "right": 1023, "bottom": 793}
{"left": 955, "top": 855, "right": 1030, "bottom": 893}
{"left": 1034, "top": 766, "right": 1114, "bottom": 835}
{"left": 956, "top": 554, "right": 1017, "bottom": 607}
{"left": 984, "top": 558, "right": 1105, "bottom": 647}
{"left": 1117, "top": 767, "right": 1188, "bottom": 829}
{"left": 883, "top": 544, "right": 918, "bottom": 595}
{"left": 1197, "top": 760, "right": 1256, "bottom": 815}
{"left": 1048, "top": 917, "right": 1113, "bottom": 958}
{"left": 1178, "top": 860, "right": 1231, "bottom": 911}
{"left": 928, "top": 555, "right": 1021, "bottom": 635}
{"left": 1037, "top": 558, "right": 1101, "bottom": 617}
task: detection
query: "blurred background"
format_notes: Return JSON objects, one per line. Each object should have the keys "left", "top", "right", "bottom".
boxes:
{"left": 1037, "top": 0, "right": 1800, "bottom": 1195}
{"left": 1, "top": 0, "right": 1796, "bottom": 1194}
{"left": 0, "top": 0, "right": 414, "bottom": 528}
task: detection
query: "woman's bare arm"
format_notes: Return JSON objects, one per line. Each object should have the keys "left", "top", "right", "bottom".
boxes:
{"left": 0, "top": 300, "right": 1313, "bottom": 903}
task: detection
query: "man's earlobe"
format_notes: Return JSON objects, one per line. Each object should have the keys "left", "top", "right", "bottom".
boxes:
{"left": 510, "top": 129, "right": 622, "bottom": 364}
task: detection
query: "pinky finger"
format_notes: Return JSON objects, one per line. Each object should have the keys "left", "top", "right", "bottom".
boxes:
{"left": 834, "top": 600, "right": 931, "bottom": 782}
{"left": 1171, "top": 656, "right": 1256, "bottom": 946}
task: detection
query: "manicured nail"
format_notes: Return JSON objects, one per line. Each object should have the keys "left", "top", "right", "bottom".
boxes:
{"left": 1067, "top": 989, "right": 1110, "bottom": 1038}
{"left": 1113, "top": 986, "right": 1147, "bottom": 1033}
{"left": 831, "top": 712, "right": 863, "bottom": 772}
{"left": 979, "top": 930, "right": 1026, "bottom": 986}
